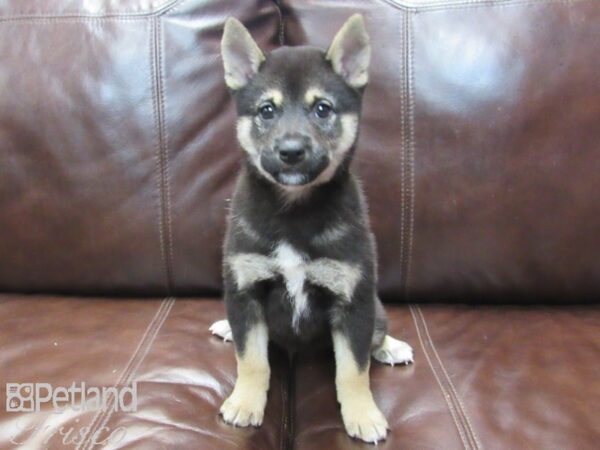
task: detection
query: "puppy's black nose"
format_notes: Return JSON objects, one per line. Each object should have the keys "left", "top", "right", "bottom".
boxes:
{"left": 277, "top": 137, "right": 307, "bottom": 165}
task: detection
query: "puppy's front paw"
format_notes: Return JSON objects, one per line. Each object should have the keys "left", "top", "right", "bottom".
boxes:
{"left": 209, "top": 319, "right": 233, "bottom": 342}
{"left": 342, "top": 403, "right": 389, "bottom": 444}
{"left": 220, "top": 390, "right": 266, "bottom": 427}
{"left": 372, "top": 335, "right": 414, "bottom": 366}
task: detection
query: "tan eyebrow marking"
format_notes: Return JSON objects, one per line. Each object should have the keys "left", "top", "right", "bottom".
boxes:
{"left": 259, "top": 89, "right": 283, "bottom": 107}
{"left": 304, "top": 87, "right": 329, "bottom": 105}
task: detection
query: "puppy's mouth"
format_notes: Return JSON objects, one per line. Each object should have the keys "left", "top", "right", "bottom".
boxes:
{"left": 276, "top": 171, "right": 309, "bottom": 186}
{"left": 260, "top": 153, "right": 330, "bottom": 188}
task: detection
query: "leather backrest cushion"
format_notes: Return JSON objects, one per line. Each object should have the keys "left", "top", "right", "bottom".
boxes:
{"left": 282, "top": 0, "right": 600, "bottom": 302}
{"left": 2, "top": 0, "right": 599, "bottom": 302}
{"left": 0, "top": 0, "right": 280, "bottom": 296}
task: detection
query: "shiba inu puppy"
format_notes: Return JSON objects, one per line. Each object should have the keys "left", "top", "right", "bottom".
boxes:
{"left": 210, "top": 14, "right": 413, "bottom": 443}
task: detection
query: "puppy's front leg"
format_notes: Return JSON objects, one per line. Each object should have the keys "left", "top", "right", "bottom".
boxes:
{"left": 220, "top": 293, "right": 270, "bottom": 427}
{"left": 333, "top": 330, "right": 389, "bottom": 443}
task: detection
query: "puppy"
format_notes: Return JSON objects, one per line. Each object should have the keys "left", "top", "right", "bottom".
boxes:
{"left": 210, "top": 14, "right": 413, "bottom": 444}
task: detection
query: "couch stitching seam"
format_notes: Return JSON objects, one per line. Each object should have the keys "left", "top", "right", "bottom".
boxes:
{"left": 398, "top": 11, "right": 408, "bottom": 297}
{"left": 156, "top": 16, "right": 175, "bottom": 294}
{"left": 276, "top": 0, "right": 285, "bottom": 46}
{"left": 150, "top": 16, "right": 174, "bottom": 294}
{"left": 409, "top": 305, "right": 470, "bottom": 449}
{"left": 159, "top": 0, "right": 190, "bottom": 16}
{"left": 404, "top": 10, "right": 416, "bottom": 300}
{"left": 378, "top": 0, "right": 578, "bottom": 12}
{"left": 150, "top": 17, "right": 169, "bottom": 293}
{"left": 74, "top": 297, "right": 167, "bottom": 450}
{"left": 75, "top": 297, "right": 175, "bottom": 450}
{"left": 84, "top": 297, "right": 176, "bottom": 450}
{"left": 0, "top": 0, "right": 185, "bottom": 23}
{"left": 417, "top": 306, "right": 483, "bottom": 450}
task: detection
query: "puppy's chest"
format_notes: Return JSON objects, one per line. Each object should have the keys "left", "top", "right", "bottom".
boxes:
{"left": 227, "top": 241, "right": 361, "bottom": 329}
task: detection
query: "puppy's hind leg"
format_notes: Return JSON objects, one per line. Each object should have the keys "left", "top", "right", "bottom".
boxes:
{"left": 370, "top": 297, "right": 414, "bottom": 366}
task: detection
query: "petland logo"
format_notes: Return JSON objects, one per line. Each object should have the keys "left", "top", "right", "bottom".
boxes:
{"left": 6, "top": 382, "right": 137, "bottom": 413}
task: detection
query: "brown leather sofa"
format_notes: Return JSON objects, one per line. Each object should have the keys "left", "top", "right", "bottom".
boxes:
{"left": 1, "top": 1, "right": 599, "bottom": 449}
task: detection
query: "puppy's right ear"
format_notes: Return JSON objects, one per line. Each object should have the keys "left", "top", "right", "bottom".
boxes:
{"left": 221, "top": 17, "right": 265, "bottom": 90}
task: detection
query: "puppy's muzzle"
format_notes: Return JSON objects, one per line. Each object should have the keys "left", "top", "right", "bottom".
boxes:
{"left": 276, "top": 135, "right": 311, "bottom": 166}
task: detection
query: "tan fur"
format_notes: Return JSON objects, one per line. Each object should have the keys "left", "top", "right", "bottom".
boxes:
{"left": 220, "top": 322, "right": 270, "bottom": 427}
{"left": 260, "top": 89, "right": 284, "bottom": 108}
{"left": 227, "top": 253, "right": 275, "bottom": 289}
{"left": 304, "top": 87, "right": 326, "bottom": 105}
{"left": 336, "top": 114, "right": 359, "bottom": 156}
{"left": 332, "top": 331, "right": 389, "bottom": 443}
{"left": 306, "top": 259, "right": 361, "bottom": 302}
{"left": 237, "top": 117, "right": 281, "bottom": 184}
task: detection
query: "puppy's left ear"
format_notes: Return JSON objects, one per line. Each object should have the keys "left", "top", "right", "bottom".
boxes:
{"left": 221, "top": 17, "right": 265, "bottom": 90}
{"left": 326, "top": 14, "right": 371, "bottom": 89}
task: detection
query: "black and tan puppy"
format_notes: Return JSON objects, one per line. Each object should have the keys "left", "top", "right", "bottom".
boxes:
{"left": 210, "top": 15, "right": 413, "bottom": 443}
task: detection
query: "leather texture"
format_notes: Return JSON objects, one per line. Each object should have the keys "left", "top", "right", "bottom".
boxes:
{"left": 1, "top": 1, "right": 599, "bottom": 449}
{"left": 1, "top": 295, "right": 598, "bottom": 449}
{"left": 0, "top": 295, "right": 289, "bottom": 449}
{"left": 282, "top": 0, "right": 600, "bottom": 302}
{"left": 2, "top": 0, "right": 600, "bottom": 301}
{"left": 0, "top": 0, "right": 281, "bottom": 296}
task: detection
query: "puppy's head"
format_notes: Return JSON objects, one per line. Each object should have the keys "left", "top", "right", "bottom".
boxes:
{"left": 221, "top": 15, "right": 370, "bottom": 195}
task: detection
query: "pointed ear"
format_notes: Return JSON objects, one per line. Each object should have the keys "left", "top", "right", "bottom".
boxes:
{"left": 221, "top": 17, "right": 265, "bottom": 90}
{"left": 326, "top": 14, "right": 371, "bottom": 89}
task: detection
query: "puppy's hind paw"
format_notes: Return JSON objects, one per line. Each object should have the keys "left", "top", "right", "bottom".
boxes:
{"left": 209, "top": 319, "right": 233, "bottom": 342}
{"left": 372, "top": 335, "right": 414, "bottom": 366}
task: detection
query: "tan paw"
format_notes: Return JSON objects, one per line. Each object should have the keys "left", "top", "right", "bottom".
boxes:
{"left": 342, "top": 403, "right": 389, "bottom": 444}
{"left": 220, "top": 390, "right": 266, "bottom": 427}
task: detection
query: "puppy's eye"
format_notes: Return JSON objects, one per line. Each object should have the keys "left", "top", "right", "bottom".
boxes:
{"left": 314, "top": 101, "right": 332, "bottom": 119}
{"left": 258, "top": 102, "right": 275, "bottom": 120}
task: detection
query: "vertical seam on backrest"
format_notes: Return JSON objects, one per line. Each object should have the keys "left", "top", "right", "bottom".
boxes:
{"left": 274, "top": 0, "right": 285, "bottom": 45}
{"left": 399, "top": 9, "right": 416, "bottom": 301}
{"left": 398, "top": 10, "right": 408, "bottom": 299}
{"left": 157, "top": 15, "right": 175, "bottom": 294}
{"left": 404, "top": 10, "right": 416, "bottom": 300}
{"left": 150, "top": 16, "right": 175, "bottom": 294}
{"left": 409, "top": 305, "right": 471, "bottom": 449}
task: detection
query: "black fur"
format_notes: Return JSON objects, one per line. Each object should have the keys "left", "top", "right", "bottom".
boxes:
{"left": 223, "top": 44, "right": 386, "bottom": 370}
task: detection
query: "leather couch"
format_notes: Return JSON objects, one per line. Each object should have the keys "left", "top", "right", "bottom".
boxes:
{"left": 1, "top": 0, "right": 598, "bottom": 449}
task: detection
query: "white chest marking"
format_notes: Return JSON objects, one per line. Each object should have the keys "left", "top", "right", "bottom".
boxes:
{"left": 273, "top": 242, "right": 309, "bottom": 330}
{"left": 227, "top": 242, "right": 362, "bottom": 331}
